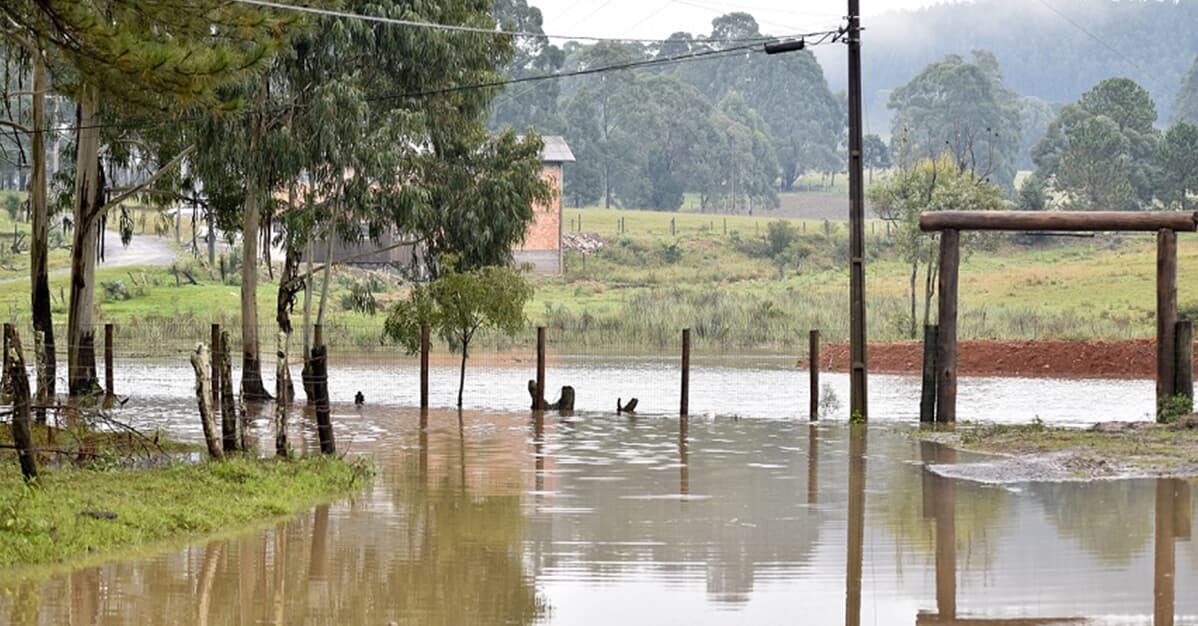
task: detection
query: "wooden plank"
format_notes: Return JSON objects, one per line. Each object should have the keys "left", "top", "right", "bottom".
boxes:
{"left": 935, "top": 231, "right": 960, "bottom": 423}
{"left": 920, "top": 211, "right": 1198, "bottom": 233}
{"left": 1158, "top": 230, "right": 1179, "bottom": 420}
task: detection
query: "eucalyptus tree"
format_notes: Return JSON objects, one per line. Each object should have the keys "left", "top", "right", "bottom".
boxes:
{"left": 2, "top": 0, "right": 286, "bottom": 395}
{"left": 888, "top": 51, "right": 1022, "bottom": 192}
{"left": 489, "top": 0, "right": 564, "bottom": 133}
{"left": 193, "top": 0, "right": 552, "bottom": 398}
{"left": 1032, "top": 77, "right": 1160, "bottom": 210}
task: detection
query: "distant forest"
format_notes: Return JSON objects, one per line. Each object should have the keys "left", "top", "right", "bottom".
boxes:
{"left": 818, "top": 0, "right": 1198, "bottom": 127}
{"left": 490, "top": 0, "right": 1198, "bottom": 212}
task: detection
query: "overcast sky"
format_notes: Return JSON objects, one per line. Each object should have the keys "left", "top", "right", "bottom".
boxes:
{"left": 532, "top": 0, "right": 953, "bottom": 41}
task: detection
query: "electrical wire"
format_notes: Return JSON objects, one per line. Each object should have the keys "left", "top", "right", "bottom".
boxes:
{"left": 232, "top": 0, "right": 787, "bottom": 44}
{"left": 1033, "top": 0, "right": 1149, "bottom": 76}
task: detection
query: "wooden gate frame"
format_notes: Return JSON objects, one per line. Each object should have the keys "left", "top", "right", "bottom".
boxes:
{"left": 919, "top": 211, "right": 1198, "bottom": 423}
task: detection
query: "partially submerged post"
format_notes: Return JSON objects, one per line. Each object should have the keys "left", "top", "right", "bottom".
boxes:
{"left": 104, "top": 323, "right": 114, "bottom": 396}
{"left": 535, "top": 326, "right": 548, "bottom": 410}
{"left": 33, "top": 329, "right": 48, "bottom": 424}
{"left": 189, "top": 343, "right": 223, "bottom": 460}
{"left": 680, "top": 328, "right": 691, "bottom": 417}
{"left": 920, "top": 325, "right": 939, "bottom": 423}
{"left": 808, "top": 330, "right": 820, "bottom": 421}
{"left": 920, "top": 210, "right": 1198, "bottom": 422}
{"left": 5, "top": 326, "right": 37, "bottom": 481}
{"left": 274, "top": 331, "right": 289, "bottom": 457}
{"left": 219, "top": 331, "right": 237, "bottom": 452}
{"left": 1176, "top": 320, "right": 1193, "bottom": 404}
{"left": 420, "top": 324, "right": 430, "bottom": 410}
{"left": 211, "top": 323, "right": 221, "bottom": 408}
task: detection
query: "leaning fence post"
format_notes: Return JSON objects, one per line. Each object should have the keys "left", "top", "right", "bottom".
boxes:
{"left": 5, "top": 326, "right": 37, "bottom": 481}
{"left": 189, "top": 343, "right": 223, "bottom": 460}
{"left": 420, "top": 324, "right": 430, "bottom": 410}
{"left": 536, "top": 326, "right": 546, "bottom": 411}
{"left": 681, "top": 328, "right": 691, "bottom": 417}
{"left": 920, "top": 325, "right": 939, "bottom": 423}
{"left": 809, "top": 330, "right": 820, "bottom": 421}
{"left": 1176, "top": 320, "right": 1193, "bottom": 406}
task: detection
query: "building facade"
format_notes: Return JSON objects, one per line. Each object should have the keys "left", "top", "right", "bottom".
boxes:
{"left": 513, "top": 136, "right": 574, "bottom": 276}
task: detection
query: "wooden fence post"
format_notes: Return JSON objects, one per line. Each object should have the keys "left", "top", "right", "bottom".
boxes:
{"left": 211, "top": 323, "right": 221, "bottom": 408}
{"left": 5, "top": 326, "right": 37, "bottom": 481}
{"left": 104, "top": 323, "right": 114, "bottom": 395}
{"left": 189, "top": 343, "right": 223, "bottom": 460}
{"left": 312, "top": 341, "right": 335, "bottom": 455}
{"left": 219, "top": 331, "right": 237, "bottom": 452}
{"left": 671, "top": 217, "right": 676, "bottom": 236}
{"left": 809, "top": 330, "right": 820, "bottom": 421}
{"left": 420, "top": 324, "right": 430, "bottom": 410}
{"left": 1158, "top": 229, "right": 1179, "bottom": 419}
{"left": 536, "top": 326, "right": 546, "bottom": 411}
{"left": 681, "top": 328, "right": 691, "bottom": 417}
{"left": 935, "top": 230, "right": 960, "bottom": 423}
{"left": 33, "top": 329, "right": 47, "bottom": 424}
{"left": 1176, "top": 320, "right": 1193, "bottom": 406}
{"left": 274, "top": 331, "right": 289, "bottom": 457}
{"left": 920, "top": 324, "right": 939, "bottom": 423}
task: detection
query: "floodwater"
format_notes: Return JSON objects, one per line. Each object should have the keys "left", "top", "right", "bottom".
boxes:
{"left": 1, "top": 358, "right": 1191, "bottom": 625}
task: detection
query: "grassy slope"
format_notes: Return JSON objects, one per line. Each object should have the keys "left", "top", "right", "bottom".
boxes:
{"left": 0, "top": 455, "right": 367, "bottom": 575}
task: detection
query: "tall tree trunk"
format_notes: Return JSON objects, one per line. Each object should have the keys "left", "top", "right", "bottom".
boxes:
{"left": 909, "top": 260, "right": 918, "bottom": 340}
{"left": 240, "top": 183, "right": 270, "bottom": 400}
{"left": 29, "top": 51, "right": 55, "bottom": 409}
{"left": 67, "top": 86, "right": 102, "bottom": 396}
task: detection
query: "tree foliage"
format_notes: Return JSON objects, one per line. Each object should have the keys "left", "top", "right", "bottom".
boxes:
{"left": 384, "top": 262, "right": 532, "bottom": 408}
{"left": 1175, "top": 55, "right": 1198, "bottom": 127}
{"left": 1156, "top": 122, "right": 1198, "bottom": 211}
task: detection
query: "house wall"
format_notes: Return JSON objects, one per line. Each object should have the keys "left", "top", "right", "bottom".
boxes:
{"left": 516, "top": 163, "right": 563, "bottom": 275}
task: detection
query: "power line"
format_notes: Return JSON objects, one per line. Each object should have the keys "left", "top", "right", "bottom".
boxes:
{"left": 232, "top": 0, "right": 788, "bottom": 45}
{"left": 1033, "top": 0, "right": 1149, "bottom": 76}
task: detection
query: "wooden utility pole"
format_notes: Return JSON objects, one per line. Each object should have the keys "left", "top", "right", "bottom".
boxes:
{"left": 1158, "top": 229, "right": 1179, "bottom": 418}
{"left": 847, "top": 0, "right": 869, "bottom": 421}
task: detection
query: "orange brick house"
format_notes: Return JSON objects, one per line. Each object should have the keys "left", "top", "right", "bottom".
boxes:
{"left": 304, "top": 136, "right": 573, "bottom": 276}
{"left": 514, "top": 136, "right": 574, "bottom": 276}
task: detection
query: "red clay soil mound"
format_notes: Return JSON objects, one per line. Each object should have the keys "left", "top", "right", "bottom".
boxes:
{"left": 816, "top": 339, "right": 1161, "bottom": 379}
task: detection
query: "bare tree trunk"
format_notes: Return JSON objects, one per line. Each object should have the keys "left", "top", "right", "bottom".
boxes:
{"left": 190, "top": 343, "right": 223, "bottom": 460}
{"left": 67, "top": 86, "right": 102, "bottom": 396}
{"left": 29, "top": 51, "right": 55, "bottom": 410}
{"left": 240, "top": 185, "right": 270, "bottom": 400}
{"left": 455, "top": 347, "right": 464, "bottom": 411}
{"left": 923, "top": 244, "right": 938, "bottom": 328}
{"left": 5, "top": 327, "right": 37, "bottom": 481}
{"left": 274, "top": 331, "right": 288, "bottom": 457}
{"left": 909, "top": 260, "right": 918, "bottom": 340}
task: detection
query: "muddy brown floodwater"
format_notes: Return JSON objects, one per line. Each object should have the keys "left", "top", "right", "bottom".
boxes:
{"left": 1, "top": 359, "right": 1191, "bottom": 624}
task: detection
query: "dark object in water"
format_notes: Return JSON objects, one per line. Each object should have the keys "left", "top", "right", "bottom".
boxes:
{"left": 354, "top": 391, "right": 364, "bottom": 406}
{"left": 617, "top": 397, "right": 638, "bottom": 414}
{"left": 528, "top": 380, "right": 575, "bottom": 412}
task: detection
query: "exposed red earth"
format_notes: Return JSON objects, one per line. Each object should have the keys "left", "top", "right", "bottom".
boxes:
{"left": 814, "top": 339, "right": 1168, "bottom": 379}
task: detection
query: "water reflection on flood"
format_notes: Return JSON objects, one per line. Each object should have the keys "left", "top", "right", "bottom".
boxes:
{"left": 3, "top": 402, "right": 1197, "bottom": 625}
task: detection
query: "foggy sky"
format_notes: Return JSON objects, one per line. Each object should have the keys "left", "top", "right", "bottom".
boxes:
{"left": 532, "top": 0, "right": 956, "bottom": 41}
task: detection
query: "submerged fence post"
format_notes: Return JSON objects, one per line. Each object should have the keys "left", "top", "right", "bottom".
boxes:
{"left": 420, "top": 324, "right": 430, "bottom": 410}
{"left": 935, "top": 230, "right": 960, "bottom": 424}
{"left": 809, "top": 330, "right": 820, "bottom": 421}
{"left": 5, "top": 326, "right": 37, "bottom": 481}
{"left": 681, "top": 328, "right": 691, "bottom": 417}
{"left": 104, "top": 323, "right": 114, "bottom": 395}
{"left": 920, "top": 325, "right": 939, "bottom": 423}
{"left": 219, "top": 331, "right": 237, "bottom": 452}
{"left": 190, "top": 343, "right": 223, "bottom": 460}
{"left": 536, "top": 326, "right": 546, "bottom": 411}
{"left": 1158, "top": 229, "right": 1179, "bottom": 420}
{"left": 1176, "top": 320, "right": 1193, "bottom": 406}
{"left": 211, "top": 323, "right": 221, "bottom": 407}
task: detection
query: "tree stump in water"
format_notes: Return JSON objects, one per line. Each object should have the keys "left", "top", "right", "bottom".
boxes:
{"left": 618, "top": 398, "right": 639, "bottom": 414}
{"left": 189, "top": 343, "right": 224, "bottom": 460}
{"left": 528, "top": 380, "right": 575, "bottom": 412}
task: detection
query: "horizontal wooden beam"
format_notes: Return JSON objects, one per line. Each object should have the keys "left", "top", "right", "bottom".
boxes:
{"left": 919, "top": 211, "right": 1198, "bottom": 233}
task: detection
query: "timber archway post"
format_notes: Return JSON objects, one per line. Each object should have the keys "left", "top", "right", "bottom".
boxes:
{"left": 920, "top": 211, "right": 1197, "bottom": 423}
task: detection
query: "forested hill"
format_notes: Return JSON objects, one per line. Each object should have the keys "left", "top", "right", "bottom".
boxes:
{"left": 815, "top": 0, "right": 1198, "bottom": 125}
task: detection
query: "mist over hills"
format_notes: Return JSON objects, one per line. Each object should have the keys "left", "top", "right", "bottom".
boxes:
{"left": 814, "top": 0, "right": 1198, "bottom": 129}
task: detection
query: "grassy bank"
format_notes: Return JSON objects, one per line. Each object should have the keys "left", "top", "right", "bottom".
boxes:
{"left": 917, "top": 421, "right": 1198, "bottom": 480}
{"left": 0, "top": 453, "right": 369, "bottom": 575}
